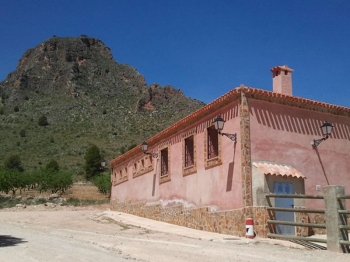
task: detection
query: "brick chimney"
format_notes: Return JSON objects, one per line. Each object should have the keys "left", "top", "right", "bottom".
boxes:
{"left": 270, "top": 65, "right": 294, "bottom": 95}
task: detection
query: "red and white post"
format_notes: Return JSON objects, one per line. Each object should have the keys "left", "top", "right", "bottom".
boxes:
{"left": 245, "top": 218, "right": 255, "bottom": 239}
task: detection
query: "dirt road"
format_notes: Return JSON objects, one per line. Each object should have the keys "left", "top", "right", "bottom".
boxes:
{"left": 0, "top": 205, "right": 348, "bottom": 262}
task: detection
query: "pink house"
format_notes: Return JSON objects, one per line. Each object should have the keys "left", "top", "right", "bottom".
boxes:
{"left": 110, "top": 65, "right": 350, "bottom": 237}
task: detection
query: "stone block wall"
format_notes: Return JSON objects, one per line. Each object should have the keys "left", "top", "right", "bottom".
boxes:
{"left": 294, "top": 211, "right": 325, "bottom": 236}
{"left": 110, "top": 200, "right": 269, "bottom": 237}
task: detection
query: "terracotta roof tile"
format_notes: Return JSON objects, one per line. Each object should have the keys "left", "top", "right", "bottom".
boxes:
{"left": 253, "top": 162, "right": 306, "bottom": 179}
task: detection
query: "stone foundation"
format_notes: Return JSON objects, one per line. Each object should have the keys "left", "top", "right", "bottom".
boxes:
{"left": 110, "top": 200, "right": 269, "bottom": 237}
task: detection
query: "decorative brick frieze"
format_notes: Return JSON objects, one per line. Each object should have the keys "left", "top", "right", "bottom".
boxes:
{"left": 181, "top": 127, "right": 197, "bottom": 138}
{"left": 132, "top": 155, "right": 154, "bottom": 179}
{"left": 158, "top": 140, "right": 170, "bottom": 149}
{"left": 110, "top": 199, "right": 270, "bottom": 238}
{"left": 112, "top": 165, "right": 128, "bottom": 186}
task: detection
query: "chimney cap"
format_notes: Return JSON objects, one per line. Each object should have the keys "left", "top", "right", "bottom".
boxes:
{"left": 270, "top": 65, "right": 294, "bottom": 73}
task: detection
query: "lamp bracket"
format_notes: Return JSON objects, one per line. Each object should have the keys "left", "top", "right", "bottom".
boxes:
{"left": 312, "top": 137, "right": 327, "bottom": 148}
{"left": 144, "top": 152, "right": 158, "bottom": 158}
{"left": 220, "top": 132, "right": 237, "bottom": 143}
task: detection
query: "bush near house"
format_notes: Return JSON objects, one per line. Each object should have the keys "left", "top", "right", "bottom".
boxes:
{"left": 92, "top": 174, "right": 111, "bottom": 195}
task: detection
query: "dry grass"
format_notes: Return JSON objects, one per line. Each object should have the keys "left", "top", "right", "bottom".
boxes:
{"left": 7, "top": 184, "right": 108, "bottom": 201}
{"left": 62, "top": 184, "right": 108, "bottom": 201}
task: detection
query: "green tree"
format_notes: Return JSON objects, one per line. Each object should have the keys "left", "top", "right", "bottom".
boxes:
{"left": 25, "top": 170, "right": 41, "bottom": 191}
{"left": 84, "top": 144, "right": 103, "bottom": 180}
{"left": 0, "top": 168, "right": 26, "bottom": 195}
{"left": 4, "top": 155, "right": 24, "bottom": 172}
{"left": 47, "top": 170, "right": 73, "bottom": 194}
{"left": 46, "top": 159, "right": 59, "bottom": 172}
{"left": 0, "top": 168, "right": 11, "bottom": 194}
{"left": 38, "top": 115, "right": 48, "bottom": 126}
{"left": 92, "top": 174, "right": 111, "bottom": 195}
{"left": 37, "top": 169, "right": 73, "bottom": 194}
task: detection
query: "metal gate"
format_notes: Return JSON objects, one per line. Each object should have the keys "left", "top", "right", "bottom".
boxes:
{"left": 266, "top": 193, "right": 350, "bottom": 253}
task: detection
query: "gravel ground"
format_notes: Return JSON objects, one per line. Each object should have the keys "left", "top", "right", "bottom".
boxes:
{"left": 0, "top": 205, "right": 348, "bottom": 262}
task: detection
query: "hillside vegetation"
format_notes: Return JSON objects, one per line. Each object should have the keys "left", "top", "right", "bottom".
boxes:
{"left": 0, "top": 36, "right": 205, "bottom": 173}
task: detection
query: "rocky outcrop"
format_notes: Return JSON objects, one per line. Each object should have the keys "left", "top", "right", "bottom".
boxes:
{"left": 137, "top": 84, "right": 186, "bottom": 111}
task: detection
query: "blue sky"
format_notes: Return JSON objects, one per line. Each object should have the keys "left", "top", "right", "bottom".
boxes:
{"left": 1, "top": 1, "right": 349, "bottom": 107}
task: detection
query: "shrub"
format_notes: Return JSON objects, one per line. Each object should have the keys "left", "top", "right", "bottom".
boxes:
{"left": 14, "top": 106, "right": 19, "bottom": 112}
{"left": 119, "top": 146, "right": 126, "bottom": 154}
{"left": 3, "top": 155, "right": 24, "bottom": 172}
{"left": 20, "top": 129, "right": 26, "bottom": 137}
{"left": 46, "top": 159, "right": 59, "bottom": 172}
{"left": 127, "top": 143, "right": 137, "bottom": 151}
{"left": 38, "top": 115, "right": 48, "bottom": 126}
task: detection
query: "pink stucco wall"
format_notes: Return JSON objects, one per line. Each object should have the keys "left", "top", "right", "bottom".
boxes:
{"left": 111, "top": 101, "right": 243, "bottom": 210}
{"left": 249, "top": 99, "right": 350, "bottom": 207}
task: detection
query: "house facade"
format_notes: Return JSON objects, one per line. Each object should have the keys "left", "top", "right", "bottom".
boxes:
{"left": 110, "top": 65, "right": 350, "bottom": 237}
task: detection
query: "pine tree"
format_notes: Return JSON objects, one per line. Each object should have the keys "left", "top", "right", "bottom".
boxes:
{"left": 84, "top": 145, "right": 103, "bottom": 180}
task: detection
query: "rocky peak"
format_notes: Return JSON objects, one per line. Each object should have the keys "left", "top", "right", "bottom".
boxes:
{"left": 18, "top": 36, "right": 113, "bottom": 70}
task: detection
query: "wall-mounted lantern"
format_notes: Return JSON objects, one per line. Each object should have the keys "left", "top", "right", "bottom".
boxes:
{"left": 311, "top": 121, "right": 334, "bottom": 148}
{"left": 100, "top": 159, "right": 108, "bottom": 171}
{"left": 141, "top": 141, "right": 158, "bottom": 158}
{"left": 213, "top": 115, "right": 237, "bottom": 143}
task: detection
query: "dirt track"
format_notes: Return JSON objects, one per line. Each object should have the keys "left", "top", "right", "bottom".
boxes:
{"left": 0, "top": 205, "right": 348, "bottom": 262}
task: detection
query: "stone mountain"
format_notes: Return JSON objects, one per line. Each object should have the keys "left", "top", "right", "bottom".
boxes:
{"left": 0, "top": 36, "right": 205, "bottom": 171}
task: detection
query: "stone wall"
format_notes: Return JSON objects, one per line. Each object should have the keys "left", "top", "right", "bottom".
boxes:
{"left": 294, "top": 210, "right": 326, "bottom": 236}
{"left": 110, "top": 200, "right": 269, "bottom": 237}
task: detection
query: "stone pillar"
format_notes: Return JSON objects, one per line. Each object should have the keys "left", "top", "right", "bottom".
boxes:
{"left": 323, "top": 185, "right": 346, "bottom": 253}
{"left": 240, "top": 90, "right": 252, "bottom": 207}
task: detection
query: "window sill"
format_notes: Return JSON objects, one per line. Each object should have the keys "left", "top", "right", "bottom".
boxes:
{"left": 183, "top": 165, "right": 197, "bottom": 176}
{"left": 205, "top": 157, "right": 222, "bottom": 170}
{"left": 159, "top": 174, "right": 171, "bottom": 184}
